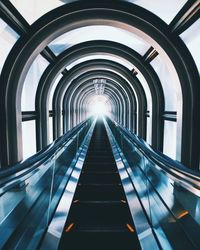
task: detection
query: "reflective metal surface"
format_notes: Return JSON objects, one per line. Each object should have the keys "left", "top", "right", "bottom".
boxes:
{"left": 104, "top": 118, "right": 160, "bottom": 250}
{"left": 106, "top": 117, "right": 200, "bottom": 249}
{"left": 40, "top": 119, "right": 96, "bottom": 250}
{"left": 1, "top": 116, "right": 200, "bottom": 249}
{"left": 0, "top": 119, "right": 94, "bottom": 249}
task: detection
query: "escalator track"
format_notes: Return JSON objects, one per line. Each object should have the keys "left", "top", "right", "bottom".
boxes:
{"left": 58, "top": 119, "right": 141, "bottom": 250}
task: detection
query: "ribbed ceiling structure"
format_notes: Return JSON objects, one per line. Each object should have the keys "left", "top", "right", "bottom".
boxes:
{"left": 0, "top": 0, "right": 199, "bottom": 170}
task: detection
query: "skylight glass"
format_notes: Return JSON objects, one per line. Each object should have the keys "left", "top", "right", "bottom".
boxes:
{"left": 49, "top": 74, "right": 63, "bottom": 110}
{"left": 151, "top": 55, "right": 177, "bottom": 111}
{"left": 10, "top": 0, "right": 65, "bottom": 24}
{"left": 127, "top": 0, "right": 187, "bottom": 24}
{"left": 180, "top": 20, "right": 200, "bottom": 74}
{"left": 22, "top": 120, "right": 36, "bottom": 159}
{"left": 0, "top": 19, "right": 19, "bottom": 73}
{"left": 21, "top": 55, "right": 49, "bottom": 111}
{"left": 49, "top": 25, "right": 150, "bottom": 56}
{"left": 163, "top": 120, "right": 177, "bottom": 160}
{"left": 66, "top": 54, "right": 134, "bottom": 71}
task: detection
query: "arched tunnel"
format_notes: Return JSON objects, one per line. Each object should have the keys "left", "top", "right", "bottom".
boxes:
{"left": 0, "top": 1, "right": 200, "bottom": 249}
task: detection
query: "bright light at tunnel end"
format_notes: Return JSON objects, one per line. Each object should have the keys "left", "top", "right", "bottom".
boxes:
{"left": 87, "top": 95, "right": 112, "bottom": 118}
{"left": 91, "top": 101, "right": 108, "bottom": 115}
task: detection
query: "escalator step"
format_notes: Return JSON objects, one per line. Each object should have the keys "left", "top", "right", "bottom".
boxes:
{"left": 79, "top": 172, "right": 120, "bottom": 184}
{"left": 65, "top": 224, "right": 133, "bottom": 233}
{"left": 68, "top": 203, "right": 130, "bottom": 225}
{"left": 83, "top": 163, "right": 117, "bottom": 171}
{"left": 58, "top": 120, "right": 141, "bottom": 250}
{"left": 59, "top": 232, "right": 141, "bottom": 250}
{"left": 74, "top": 185, "right": 125, "bottom": 201}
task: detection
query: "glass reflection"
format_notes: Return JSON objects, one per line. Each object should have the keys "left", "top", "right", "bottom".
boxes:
{"left": 108, "top": 118, "right": 200, "bottom": 248}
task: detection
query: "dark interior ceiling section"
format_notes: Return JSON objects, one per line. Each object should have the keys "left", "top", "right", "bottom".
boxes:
{"left": 0, "top": 0, "right": 199, "bottom": 171}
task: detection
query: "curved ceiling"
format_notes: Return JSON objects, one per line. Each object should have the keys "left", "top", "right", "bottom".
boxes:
{"left": 0, "top": 0, "right": 199, "bottom": 170}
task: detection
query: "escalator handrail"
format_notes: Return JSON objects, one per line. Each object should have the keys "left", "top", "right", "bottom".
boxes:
{"left": 107, "top": 118, "right": 200, "bottom": 188}
{"left": 0, "top": 118, "right": 92, "bottom": 181}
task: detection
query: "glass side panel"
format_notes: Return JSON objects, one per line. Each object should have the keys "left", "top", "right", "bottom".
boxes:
{"left": 180, "top": 20, "right": 200, "bottom": 74}
{"left": 49, "top": 74, "right": 63, "bottom": 110}
{"left": 127, "top": 0, "right": 187, "bottom": 24}
{"left": 0, "top": 19, "right": 19, "bottom": 73}
{"left": 49, "top": 117, "right": 53, "bottom": 143}
{"left": 0, "top": 122, "right": 89, "bottom": 249}
{"left": 10, "top": 0, "right": 65, "bottom": 24}
{"left": 22, "top": 120, "right": 36, "bottom": 159}
{"left": 21, "top": 55, "right": 49, "bottom": 111}
{"left": 109, "top": 119, "right": 200, "bottom": 238}
{"left": 163, "top": 120, "right": 177, "bottom": 160}
{"left": 49, "top": 25, "right": 150, "bottom": 56}
{"left": 150, "top": 55, "right": 177, "bottom": 111}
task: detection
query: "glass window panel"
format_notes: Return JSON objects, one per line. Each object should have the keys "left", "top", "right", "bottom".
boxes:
{"left": 150, "top": 55, "right": 177, "bottom": 111}
{"left": 49, "top": 117, "right": 53, "bottom": 143}
{"left": 61, "top": 114, "right": 63, "bottom": 136}
{"left": 10, "top": 0, "right": 65, "bottom": 24}
{"left": 66, "top": 54, "right": 133, "bottom": 71}
{"left": 146, "top": 116, "right": 152, "bottom": 145}
{"left": 163, "top": 120, "right": 177, "bottom": 160}
{"left": 180, "top": 20, "right": 200, "bottom": 74}
{"left": 21, "top": 55, "right": 49, "bottom": 111}
{"left": 22, "top": 120, "right": 36, "bottom": 159}
{"left": 0, "top": 19, "right": 19, "bottom": 73}
{"left": 137, "top": 73, "right": 152, "bottom": 112}
{"left": 49, "top": 25, "right": 150, "bottom": 56}
{"left": 127, "top": 0, "right": 187, "bottom": 24}
{"left": 49, "top": 74, "right": 63, "bottom": 110}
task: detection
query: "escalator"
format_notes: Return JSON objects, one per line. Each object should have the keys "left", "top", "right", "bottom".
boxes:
{"left": 1, "top": 117, "right": 200, "bottom": 249}
{"left": 58, "top": 119, "right": 141, "bottom": 250}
